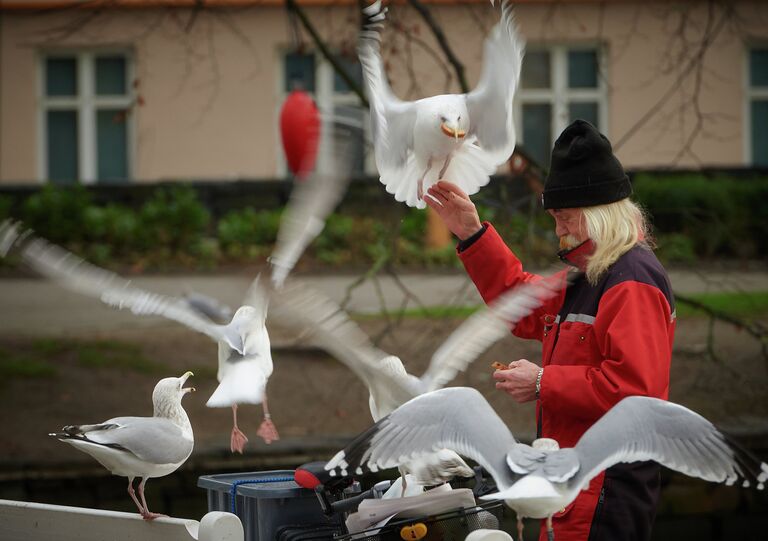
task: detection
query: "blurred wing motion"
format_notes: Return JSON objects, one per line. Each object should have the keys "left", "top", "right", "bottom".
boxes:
{"left": 269, "top": 281, "right": 420, "bottom": 410}
{"left": 182, "top": 291, "right": 234, "bottom": 323}
{"left": 269, "top": 117, "right": 359, "bottom": 289}
{"left": 0, "top": 219, "right": 238, "bottom": 350}
{"left": 420, "top": 269, "right": 571, "bottom": 392}
{"left": 465, "top": 0, "right": 524, "bottom": 164}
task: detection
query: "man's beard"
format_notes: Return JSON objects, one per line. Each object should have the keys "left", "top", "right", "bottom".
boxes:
{"left": 559, "top": 235, "right": 580, "bottom": 250}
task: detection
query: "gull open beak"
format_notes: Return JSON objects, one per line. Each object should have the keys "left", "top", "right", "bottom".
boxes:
{"left": 181, "top": 371, "right": 195, "bottom": 393}
{"left": 440, "top": 122, "right": 466, "bottom": 140}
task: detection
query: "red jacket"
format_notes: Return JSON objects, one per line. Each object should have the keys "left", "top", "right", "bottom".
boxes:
{"left": 459, "top": 223, "right": 675, "bottom": 541}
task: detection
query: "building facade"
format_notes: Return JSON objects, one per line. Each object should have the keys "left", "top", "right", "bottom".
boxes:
{"left": 1, "top": 0, "right": 767, "bottom": 185}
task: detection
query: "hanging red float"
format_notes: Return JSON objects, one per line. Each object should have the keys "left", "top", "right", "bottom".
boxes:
{"left": 279, "top": 90, "right": 321, "bottom": 180}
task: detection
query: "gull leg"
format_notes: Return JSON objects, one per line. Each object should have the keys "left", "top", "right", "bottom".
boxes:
{"left": 437, "top": 154, "right": 453, "bottom": 179}
{"left": 256, "top": 396, "right": 279, "bottom": 444}
{"left": 516, "top": 515, "right": 524, "bottom": 541}
{"left": 546, "top": 515, "right": 554, "bottom": 541}
{"left": 127, "top": 477, "right": 145, "bottom": 515}
{"left": 138, "top": 478, "right": 166, "bottom": 521}
{"left": 230, "top": 404, "right": 249, "bottom": 454}
{"left": 417, "top": 158, "right": 433, "bottom": 201}
{"left": 398, "top": 465, "right": 408, "bottom": 497}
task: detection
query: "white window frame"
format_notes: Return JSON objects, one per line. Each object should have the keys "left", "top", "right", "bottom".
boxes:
{"left": 514, "top": 44, "right": 608, "bottom": 158}
{"left": 744, "top": 44, "right": 768, "bottom": 165}
{"left": 275, "top": 48, "right": 374, "bottom": 177}
{"left": 38, "top": 49, "right": 134, "bottom": 184}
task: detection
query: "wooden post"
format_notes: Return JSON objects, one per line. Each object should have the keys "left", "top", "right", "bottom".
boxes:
{"left": 425, "top": 206, "right": 452, "bottom": 249}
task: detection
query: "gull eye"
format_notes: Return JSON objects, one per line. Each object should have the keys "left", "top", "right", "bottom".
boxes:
{"left": 457, "top": 115, "right": 461, "bottom": 121}
{"left": 440, "top": 116, "right": 446, "bottom": 122}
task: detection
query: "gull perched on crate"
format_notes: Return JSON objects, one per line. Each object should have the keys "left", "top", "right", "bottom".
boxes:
{"left": 0, "top": 120, "right": 356, "bottom": 454}
{"left": 359, "top": 0, "right": 524, "bottom": 208}
{"left": 50, "top": 372, "right": 196, "bottom": 520}
{"left": 325, "top": 387, "right": 768, "bottom": 541}
{"left": 268, "top": 270, "right": 569, "bottom": 490}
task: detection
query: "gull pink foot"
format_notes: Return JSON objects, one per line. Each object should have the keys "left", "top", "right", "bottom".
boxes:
{"left": 141, "top": 511, "right": 167, "bottom": 521}
{"left": 256, "top": 417, "right": 279, "bottom": 444}
{"left": 230, "top": 426, "right": 249, "bottom": 454}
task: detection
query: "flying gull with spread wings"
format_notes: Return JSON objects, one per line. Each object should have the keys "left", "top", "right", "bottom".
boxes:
{"left": 325, "top": 387, "right": 768, "bottom": 541}
{"left": 359, "top": 0, "right": 524, "bottom": 208}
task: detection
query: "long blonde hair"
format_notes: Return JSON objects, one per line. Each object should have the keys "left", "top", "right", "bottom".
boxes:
{"left": 582, "top": 199, "right": 653, "bottom": 285}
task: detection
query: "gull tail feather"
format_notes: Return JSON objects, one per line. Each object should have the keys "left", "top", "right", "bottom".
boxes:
{"left": 380, "top": 154, "right": 428, "bottom": 209}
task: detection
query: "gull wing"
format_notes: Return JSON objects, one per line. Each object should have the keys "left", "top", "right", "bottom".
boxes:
{"left": 269, "top": 120, "right": 358, "bottom": 289}
{"left": 358, "top": 0, "right": 417, "bottom": 177}
{"left": 465, "top": 0, "right": 524, "bottom": 165}
{"left": 268, "top": 281, "right": 419, "bottom": 409}
{"left": 0, "top": 220, "right": 234, "bottom": 347}
{"left": 420, "top": 269, "right": 570, "bottom": 392}
{"left": 568, "top": 396, "right": 768, "bottom": 492}
{"left": 325, "top": 387, "right": 520, "bottom": 491}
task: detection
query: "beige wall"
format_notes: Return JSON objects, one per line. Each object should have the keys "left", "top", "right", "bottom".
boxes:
{"left": 1, "top": 1, "right": 767, "bottom": 184}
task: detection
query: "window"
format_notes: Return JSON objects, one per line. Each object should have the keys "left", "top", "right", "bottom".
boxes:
{"left": 41, "top": 52, "right": 133, "bottom": 184}
{"left": 748, "top": 47, "right": 768, "bottom": 166}
{"left": 515, "top": 46, "right": 607, "bottom": 167}
{"left": 281, "top": 51, "right": 370, "bottom": 177}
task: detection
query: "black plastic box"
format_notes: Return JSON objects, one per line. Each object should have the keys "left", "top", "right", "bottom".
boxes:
{"left": 198, "top": 469, "right": 341, "bottom": 541}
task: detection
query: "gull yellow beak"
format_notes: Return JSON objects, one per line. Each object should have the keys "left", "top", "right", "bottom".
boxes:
{"left": 440, "top": 122, "right": 466, "bottom": 140}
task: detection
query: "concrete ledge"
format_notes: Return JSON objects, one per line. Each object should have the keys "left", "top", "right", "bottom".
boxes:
{"left": 0, "top": 499, "right": 243, "bottom": 541}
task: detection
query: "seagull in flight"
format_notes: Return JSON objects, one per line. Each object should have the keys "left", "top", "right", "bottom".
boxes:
{"left": 0, "top": 120, "right": 357, "bottom": 453}
{"left": 269, "top": 270, "right": 569, "bottom": 489}
{"left": 325, "top": 387, "right": 768, "bottom": 541}
{"left": 50, "top": 372, "right": 196, "bottom": 520}
{"left": 359, "top": 0, "right": 524, "bottom": 208}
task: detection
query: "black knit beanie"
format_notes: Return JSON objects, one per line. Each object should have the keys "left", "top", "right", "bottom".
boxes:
{"left": 541, "top": 119, "right": 632, "bottom": 209}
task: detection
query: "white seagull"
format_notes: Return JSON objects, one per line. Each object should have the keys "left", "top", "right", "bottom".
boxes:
{"left": 359, "top": 0, "right": 524, "bottom": 208}
{"left": 0, "top": 122, "right": 356, "bottom": 453}
{"left": 325, "top": 387, "right": 768, "bottom": 541}
{"left": 268, "top": 270, "right": 569, "bottom": 488}
{"left": 50, "top": 372, "right": 196, "bottom": 520}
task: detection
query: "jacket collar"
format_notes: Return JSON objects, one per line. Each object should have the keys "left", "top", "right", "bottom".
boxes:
{"left": 558, "top": 239, "right": 595, "bottom": 270}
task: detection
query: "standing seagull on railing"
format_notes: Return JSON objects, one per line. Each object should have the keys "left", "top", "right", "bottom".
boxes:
{"left": 268, "top": 270, "right": 569, "bottom": 490}
{"left": 50, "top": 372, "right": 196, "bottom": 520}
{"left": 0, "top": 122, "right": 357, "bottom": 454}
{"left": 359, "top": 0, "right": 524, "bottom": 208}
{"left": 326, "top": 387, "right": 768, "bottom": 541}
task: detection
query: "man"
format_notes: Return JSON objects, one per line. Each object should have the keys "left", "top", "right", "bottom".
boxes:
{"left": 425, "top": 120, "right": 675, "bottom": 541}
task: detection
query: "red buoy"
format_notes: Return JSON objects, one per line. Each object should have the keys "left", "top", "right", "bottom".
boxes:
{"left": 279, "top": 90, "right": 321, "bottom": 179}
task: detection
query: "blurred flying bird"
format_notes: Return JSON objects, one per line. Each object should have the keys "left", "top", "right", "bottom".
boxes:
{"left": 50, "top": 372, "right": 195, "bottom": 520}
{"left": 268, "top": 270, "right": 569, "bottom": 488}
{"left": 359, "top": 0, "right": 524, "bottom": 208}
{"left": 326, "top": 387, "right": 768, "bottom": 541}
{"left": 0, "top": 120, "right": 357, "bottom": 453}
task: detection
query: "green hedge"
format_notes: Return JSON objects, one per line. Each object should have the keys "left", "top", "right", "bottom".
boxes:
{"left": 632, "top": 174, "right": 768, "bottom": 262}
{"left": 2, "top": 175, "right": 765, "bottom": 270}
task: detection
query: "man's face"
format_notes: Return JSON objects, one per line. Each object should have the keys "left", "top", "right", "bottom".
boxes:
{"left": 548, "top": 208, "right": 587, "bottom": 250}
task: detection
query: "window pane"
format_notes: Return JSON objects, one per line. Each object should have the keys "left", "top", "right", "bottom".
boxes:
{"left": 96, "top": 56, "right": 127, "bottom": 95}
{"left": 333, "top": 105, "right": 365, "bottom": 175}
{"left": 752, "top": 100, "right": 768, "bottom": 167}
{"left": 569, "top": 102, "right": 599, "bottom": 127}
{"left": 522, "top": 103, "right": 552, "bottom": 167}
{"left": 97, "top": 109, "right": 129, "bottom": 182}
{"left": 750, "top": 48, "right": 768, "bottom": 87}
{"left": 46, "top": 57, "right": 77, "bottom": 97}
{"left": 285, "top": 52, "right": 315, "bottom": 92}
{"left": 521, "top": 50, "right": 551, "bottom": 89}
{"left": 568, "top": 50, "right": 598, "bottom": 89}
{"left": 47, "top": 110, "right": 78, "bottom": 184}
{"left": 334, "top": 56, "right": 363, "bottom": 93}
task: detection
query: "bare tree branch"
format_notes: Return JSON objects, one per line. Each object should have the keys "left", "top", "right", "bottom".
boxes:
{"left": 285, "top": 0, "right": 369, "bottom": 108}
{"left": 406, "top": 0, "right": 469, "bottom": 93}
